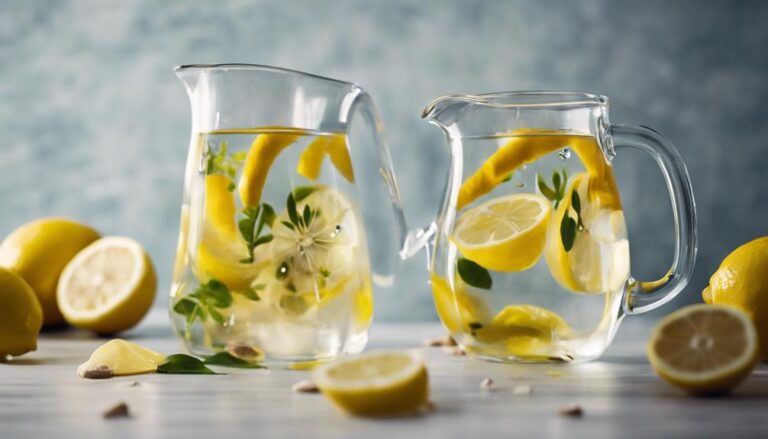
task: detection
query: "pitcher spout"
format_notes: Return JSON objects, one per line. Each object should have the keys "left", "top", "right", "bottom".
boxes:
{"left": 420, "top": 94, "right": 476, "bottom": 129}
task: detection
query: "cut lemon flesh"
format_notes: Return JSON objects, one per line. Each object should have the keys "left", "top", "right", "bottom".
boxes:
{"left": 313, "top": 350, "right": 429, "bottom": 416}
{"left": 647, "top": 304, "right": 758, "bottom": 395}
{"left": 453, "top": 193, "right": 551, "bottom": 272}
{"left": 78, "top": 339, "right": 164, "bottom": 378}
{"left": 544, "top": 173, "right": 629, "bottom": 294}
{"left": 57, "top": 237, "right": 156, "bottom": 334}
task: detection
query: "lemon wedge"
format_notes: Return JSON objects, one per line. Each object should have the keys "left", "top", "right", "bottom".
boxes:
{"left": 430, "top": 273, "right": 491, "bottom": 334}
{"left": 544, "top": 173, "right": 629, "bottom": 294}
{"left": 0, "top": 267, "right": 43, "bottom": 357}
{"left": 57, "top": 237, "right": 156, "bottom": 334}
{"left": 647, "top": 304, "right": 758, "bottom": 395}
{"left": 78, "top": 339, "right": 165, "bottom": 378}
{"left": 237, "top": 132, "right": 302, "bottom": 208}
{"left": 474, "top": 305, "right": 571, "bottom": 357}
{"left": 296, "top": 133, "right": 355, "bottom": 183}
{"left": 453, "top": 193, "right": 551, "bottom": 272}
{"left": 313, "top": 350, "right": 429, "bottom": 416}
{"left": 0, "top": 218, "right": 100, "bottom": 326}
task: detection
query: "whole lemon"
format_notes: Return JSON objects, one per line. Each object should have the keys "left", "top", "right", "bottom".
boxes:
{"left": 703, "top": 236, "right": 768, "bottom": 360}
{"left": 0, "top": 266, "right": 43, "bottom": 357}
{"left": 0, "top": 218, "right": 100, "bottom": 326}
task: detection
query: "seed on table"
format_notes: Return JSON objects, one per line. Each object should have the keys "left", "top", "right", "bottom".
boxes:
{"left": 558, "top": 404, "right": 583, "bottom": 417}
{"left": 423, "top": 335, "right": 457, "bottom": 347}
{"left": 480, "top": 377, "right": 494, "bottom": 390}
{"left": 103, "top": 402, "right": 130, "bottom": 419}
{"left": 292, "top": 380, "right": 320, "bottom": 393}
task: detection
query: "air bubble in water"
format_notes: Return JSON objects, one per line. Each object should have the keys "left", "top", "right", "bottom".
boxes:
{"left": 515, "top": 180, "right": 525, "bottom": 188}
{"left": 558, "top": 148, "right": 571, "bottom": 160}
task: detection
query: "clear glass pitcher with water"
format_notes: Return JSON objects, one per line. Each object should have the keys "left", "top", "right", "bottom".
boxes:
{"left": 420, "top": 92, "right": 697, "bottom": 362}
{"left": 170, "top": 64, "right": 408, "bottom": 365}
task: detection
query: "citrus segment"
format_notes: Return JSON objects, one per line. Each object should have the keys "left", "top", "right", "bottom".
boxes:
{"left": 78, "top": 339, "right": 165, "bottom": 378}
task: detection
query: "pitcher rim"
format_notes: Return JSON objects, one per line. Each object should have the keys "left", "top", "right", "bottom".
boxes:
{"left": 174, "top": 63, "right": 359, "bottom": 88}
{"left": 421, "top": 91, "right": 609, "bottom": 119}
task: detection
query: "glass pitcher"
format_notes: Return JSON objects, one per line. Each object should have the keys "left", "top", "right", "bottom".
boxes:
{"left": 170, "top": 64, "right": 407, "bottom": 365}
{"left": 420, "top": 92, "right": 697, "bottom": 363}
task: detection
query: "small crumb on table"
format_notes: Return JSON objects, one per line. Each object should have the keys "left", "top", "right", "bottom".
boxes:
{"left": 558, "top": 404, "right": 583, "bottom": 417}
{"left": 103, "top": 402, "right": 130, "bottom": 419}
{"left": 292, "top": 380, "right": 319, "bottom": 393}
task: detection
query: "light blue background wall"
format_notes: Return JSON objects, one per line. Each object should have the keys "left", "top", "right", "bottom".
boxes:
{"left": 2, "top": 0, "right": 767, "bottom": 321}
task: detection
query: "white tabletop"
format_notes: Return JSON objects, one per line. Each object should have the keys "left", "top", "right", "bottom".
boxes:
{"left": 1, "top": 310, "right": 767, "bottom": 439}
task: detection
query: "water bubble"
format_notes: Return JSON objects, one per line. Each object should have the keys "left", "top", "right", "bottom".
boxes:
{"left": 335, "top": 225, "right": 342, "bottom": 233}
{"left": 558, "top": 148, "right": 571, "bottom": 160}
{"left": 515, "top": 181, "right": 525, "bottom": 188}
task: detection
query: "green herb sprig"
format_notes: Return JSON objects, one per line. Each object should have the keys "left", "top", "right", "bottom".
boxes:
{"left": 173, "top": 279, "right": 233, "bottom": 328}
{"left": 537, "top": 168, "right": 568, "bottom": 208}
{"left": 238, "top": 204, "right": 275, "bottom": 264}
{"left": 204, "top": 142, "right": 246, "bottom": 191}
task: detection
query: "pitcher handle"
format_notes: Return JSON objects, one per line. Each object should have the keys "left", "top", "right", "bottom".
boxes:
{"left": 609, "top": 124, "right": 697, "bottom": 314}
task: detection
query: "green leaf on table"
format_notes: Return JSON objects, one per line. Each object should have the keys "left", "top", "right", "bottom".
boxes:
{"left": 158, "top": 354, "right": 219, "bottom": 375}
{"left": 457, "top": 258, "right": 493, "bottom": 290}
{"left": 203, "top": 352, "right": 265, "bottom": 369}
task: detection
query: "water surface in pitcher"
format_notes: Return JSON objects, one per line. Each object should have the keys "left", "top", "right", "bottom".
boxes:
{"left": 170, "top": 128, "right": 373, "bottom": 363}
{"left": 432, "top": 130, "right": 630, "bottom": 362}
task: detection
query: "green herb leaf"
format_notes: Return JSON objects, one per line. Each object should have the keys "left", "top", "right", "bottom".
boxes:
{"left": 552, "top": 171, "right": 561, "bottom": 192}
{"left": 468, "top": 322, "right": 483, "bottom": 330}
{"left": 173, "top": 298, "right": 197, "bottom": 318}
{"left": 457, "top": 258, "right": 493, "bottom": 289}
{"left": 280, "top": 220, "right": 295, "bottom": 231}
{"left": 303, "top": 204, "right": 311, "bottom": 227}
{"left": 560, "top": 214, "right": 577, "bottom": 252}
{"left": 292, "top": 186, "right": 318, "bottom": 202}
{"left": 261, "top": 203, "right": 276, "bottom": 227}
{"left": 571, "top": 191, "right": 581, "bottom": 215}
{"left": 241, "top": 288, "right": 261, "bottom": 301}
{"left": 287, "top": 193, "right": 300, "bottom": 226}
{"left": 158, "top": 354, "right": 218, "bottom": 375}
{"left": 203, "top": 352, "right": 265, "bottom": 369}
{"left": 203, "top": 279, "right": 232, "bottom": 308}
{"left": 500, "top": 173, "right": 513, "bottom": 183}
{"left": 253, "top": 234, "right": 273, "bottom": 247}
{"left": 537, "top": 174, "right": 557, "bottom": 200}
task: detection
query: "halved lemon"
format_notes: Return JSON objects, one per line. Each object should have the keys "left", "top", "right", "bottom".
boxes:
{"left": 544, "top": 173, "right": 629, "bottom": 294}
{"left": 647, "top": 304, "right": 759, "bottom": 395}
{"left": 453, "top": 193, "right": 551, "bottom": 272}
{"left": 474, "top": 304, "right": 571, "bottom": 358}
{"left": 313, "top": 350, "right": 429, "bottom": 416}
{"left": 57, "top": 237, "right": 156, "bottom": 334}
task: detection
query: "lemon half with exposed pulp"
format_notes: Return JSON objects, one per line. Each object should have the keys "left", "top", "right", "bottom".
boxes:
{"left": 647, "top": 304, "right": 758, "bottom": 395}
{"left": 57, "top": 237, "right": 156, "bottom": 334}
{"left": 313, "top": 350, "right": 429, "bottom": 416}
{"left": 453, "top": 193, "right": 551, "bottom": 272}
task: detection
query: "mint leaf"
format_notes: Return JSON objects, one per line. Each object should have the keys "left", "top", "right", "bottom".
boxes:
{"left": 158, "top": 354, "right": 218, "bottom": 375}
{"left": 241, "top": 288, "right": 261, "bottom": 301}
{"left": 457, "top": 258, "right": 493, "bottom": 289}
{"left": 203, "top": 352, "right": 265, "bottom": 369}
{"left": 571, "top": 191, "right": 581, "bottom": 216}
{"left": 173, "top": 298, "right": 197, "bottom": 318}
{"left": 560, "top": 215, "right": 577, "bottom": 252}
{"left": 287, "top": 193, "right": 300, "bottom": 226}
{"left": 537, "top": 174, "right": 557, "bottom": 200}
{"left": 292, "top": 186, "right": 318, "bottom": 202}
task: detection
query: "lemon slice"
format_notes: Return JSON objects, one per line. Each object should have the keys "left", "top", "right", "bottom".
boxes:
{"left": 453, "top": 193, "right": 551, "bottom": 272}
{"left": 57, "top": 237, "right": 156, "bottom": 334}
{"left": 544, "top": 173, "right": 629, "bottom": 294}
{"left": 313, "top": 350, "right": 429, "bottom": 416}
{"left": 647, "top": 304, "right": 759, "bottom": 395}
